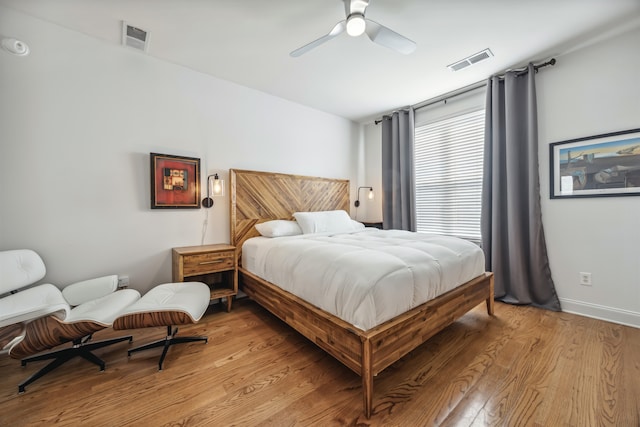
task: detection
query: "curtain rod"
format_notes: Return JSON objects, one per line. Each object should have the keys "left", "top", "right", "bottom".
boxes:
{"left": 374, "top": 58, "right": 556, "bottom": 125}
{"left": 374, "top": 80, "right": 484, "bottom": 125}
{"left": 512, "top": 57, "right": 556, "bottom": 77}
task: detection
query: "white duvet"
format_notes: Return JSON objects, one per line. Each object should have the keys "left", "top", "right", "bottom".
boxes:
{"left": 242, "top": 228, "right": 485, "bottom": 331}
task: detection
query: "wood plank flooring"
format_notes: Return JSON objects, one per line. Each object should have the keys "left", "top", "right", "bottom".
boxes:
{"left": 0, "top": 299, "right": 638, "bottom": 426}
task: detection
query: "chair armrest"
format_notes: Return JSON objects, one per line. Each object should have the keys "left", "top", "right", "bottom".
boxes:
{"left": 0, "top": 284, "right": 69, "bottom": 328}
{"left": 62, "top": 275, "right": 118, "bottom": 306}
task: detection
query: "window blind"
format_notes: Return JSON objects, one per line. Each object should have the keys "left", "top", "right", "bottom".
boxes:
{"left": 414, "top": 108, "right": 485, "bottom": 243}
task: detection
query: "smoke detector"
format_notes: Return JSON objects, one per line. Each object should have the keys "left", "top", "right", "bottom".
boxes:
{"left": 121, "top": 21, "right": 150, "bottom": 52}
{"left": 1, "top": 38, "right": 30, "bottom": 56}
{"left": 447, "top": 48, "right": 493, "bottom": 71}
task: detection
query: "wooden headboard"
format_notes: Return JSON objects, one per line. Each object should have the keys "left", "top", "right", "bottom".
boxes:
{"left": 229, "top": 169, "right": 350, "bottom": 264}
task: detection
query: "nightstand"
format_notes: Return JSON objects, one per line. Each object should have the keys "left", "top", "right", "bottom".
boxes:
{"left": 172, "top": 244, "right": 238, "bottom": 312}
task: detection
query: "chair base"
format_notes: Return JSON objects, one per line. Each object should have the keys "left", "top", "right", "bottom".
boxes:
{"left": 128, "top": 325, "right": 207, "bottom": 371}
{"left": 19, "top": 334, "right": 133, "bottom": 393}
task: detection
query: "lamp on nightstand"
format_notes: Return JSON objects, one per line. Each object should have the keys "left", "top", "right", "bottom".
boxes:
{"left": 202, "top": 173, "right": 225, "bottom": 208}
{"left": 354, "top": 186, "right": 374, "bottom": 207}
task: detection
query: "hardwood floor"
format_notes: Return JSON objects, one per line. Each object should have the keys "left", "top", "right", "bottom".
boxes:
{"left": 1, "top": 299, "right": 638, "bottom": 426}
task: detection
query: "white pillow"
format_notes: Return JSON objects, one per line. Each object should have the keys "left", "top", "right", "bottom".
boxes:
{"left": 293, "top": 210, "right": 358, "bottom": 234}
{"left": 351, "top": 220, "right": 365, "bottom": 231}
{"left": 254, "top": 220, "right": 302, "bottom": 238}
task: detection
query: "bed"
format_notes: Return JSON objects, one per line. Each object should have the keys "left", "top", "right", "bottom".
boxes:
{"left": 230, "top": 169, "right": 494, "bottom": 418}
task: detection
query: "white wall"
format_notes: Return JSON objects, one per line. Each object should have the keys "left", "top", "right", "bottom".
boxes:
{"left": 355, "top": 123, "right": 382, "bottom": 223}
{"left": 0, "top": 7, "right": 360, "bottom": 294}
{"left": 362, "top": 25, "right": 640, "bottom": 327}
{"left": 538, "top": 26, "right": 640, "bottom": 327}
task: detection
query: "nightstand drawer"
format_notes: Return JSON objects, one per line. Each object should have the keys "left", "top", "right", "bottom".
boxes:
{"left": 183, "top": 251, "right": 234, "bottom": 275}
{"left": 172, "top": 244, "right": 238, "bottom": 312}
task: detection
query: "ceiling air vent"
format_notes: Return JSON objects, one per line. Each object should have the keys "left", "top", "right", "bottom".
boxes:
{"left": 447, "top": 48, "right": 493, "bottom": 72}
{"left": 122, "top": 21, "right": 150, "bottom": 52}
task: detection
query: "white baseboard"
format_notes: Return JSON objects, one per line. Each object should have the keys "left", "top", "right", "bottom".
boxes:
{"left": 559, "top": 298, "right": 640, "bottom": 329}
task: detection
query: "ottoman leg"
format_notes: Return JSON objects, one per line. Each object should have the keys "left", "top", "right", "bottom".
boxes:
{"left": 128, "top": 325, "right": 207, "bottom": 370}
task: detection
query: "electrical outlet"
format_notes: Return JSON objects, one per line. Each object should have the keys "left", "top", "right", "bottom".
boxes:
{"left": 579, "top": 272, "right": 592, "bottom": 286}
{"left": 117, "top": 275, "right": 130, "bottom": 289}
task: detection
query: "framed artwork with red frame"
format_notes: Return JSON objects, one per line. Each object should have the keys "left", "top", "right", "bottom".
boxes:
{"left": 150, "top": 153, "right": 201, "bottom": 209}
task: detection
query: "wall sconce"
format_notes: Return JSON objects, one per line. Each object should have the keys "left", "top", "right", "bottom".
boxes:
{"left": 354, "top": 186, "right": 374, "bottom": 207}
{"left": 202, "top": 173, "right": 224, "bottom": 208}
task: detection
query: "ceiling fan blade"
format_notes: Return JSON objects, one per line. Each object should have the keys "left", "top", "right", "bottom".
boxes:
{"left": 290, "top": 21, "right": 346, "bottom": 57}
{"left": 365, "top": 19, "right": 416, "bottom": 55}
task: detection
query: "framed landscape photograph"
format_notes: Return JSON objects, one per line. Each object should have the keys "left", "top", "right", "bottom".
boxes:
{"left": 550, "top": 128, "right": 640, "bottom": 199}
{"left": 150, "top": 153, "right": 201, "bottom": 209}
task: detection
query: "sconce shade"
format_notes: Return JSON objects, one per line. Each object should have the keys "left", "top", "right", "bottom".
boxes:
{"left": 354, "top": 186, "right": 374, "bottom": 208}
{"left": 211, "top": 174, "right": 224, "bottom": 196}
{"left": 202, "top": 173, "right": 224, "bottom": 208}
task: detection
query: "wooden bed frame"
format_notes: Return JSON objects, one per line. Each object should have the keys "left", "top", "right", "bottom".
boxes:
{"left": 229, "top": 169, "right": 494, "bottom": 418}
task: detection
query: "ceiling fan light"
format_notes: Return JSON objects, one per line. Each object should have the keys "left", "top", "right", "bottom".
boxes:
{"left": 346, "top": 14, "right": 366, "bottom": 37}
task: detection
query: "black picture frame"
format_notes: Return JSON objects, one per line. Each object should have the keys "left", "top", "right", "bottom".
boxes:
{"left": 549, "top": 128, "right": 640, "bottom": 199}
{"left": 150, "top": 153, "right": 201, "bottom": 209}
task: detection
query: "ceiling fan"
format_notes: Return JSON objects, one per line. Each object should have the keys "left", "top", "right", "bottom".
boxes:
{"left": 290, "top": 0, "right": 416, "bottom": 57}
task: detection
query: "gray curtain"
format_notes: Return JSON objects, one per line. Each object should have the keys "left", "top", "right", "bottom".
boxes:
{"left": 482, "top": 63, "right": 561, "bottom": 311}
{"left": 381, "top": 108, "right": 416, "bottom": 231}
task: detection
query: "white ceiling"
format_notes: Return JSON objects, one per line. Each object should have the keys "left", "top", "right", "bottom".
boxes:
{"left": 2, "top": 0, "right": 640, "bottom": 123}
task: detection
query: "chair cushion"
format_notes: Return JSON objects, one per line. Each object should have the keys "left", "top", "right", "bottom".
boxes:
{"left": 114, "top": 282, "right": 210, "bottom": 328}
{"left": 0, "top": 249, "right": 46, "bottom": 294}
{"left": 0, "top": 284, "right": 69, "bottom": 328}
{"left": 66, "top": 288, "right": 141, "bottom": 326}
{"left": 62, "top": 275, "right": 118, "bottom": 306}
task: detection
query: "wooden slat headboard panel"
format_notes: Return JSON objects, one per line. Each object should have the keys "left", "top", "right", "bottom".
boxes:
{"left": 230, "top": 169, "right": 350, "bottom": 263}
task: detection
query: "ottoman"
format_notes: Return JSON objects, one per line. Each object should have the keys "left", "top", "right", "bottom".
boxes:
{"left": 113, "top": 282, "right": 209, "bottom": 370}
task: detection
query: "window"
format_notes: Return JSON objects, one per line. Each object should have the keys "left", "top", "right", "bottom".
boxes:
{"left": 414, "top": 108, "right": 485, "bottom": 242}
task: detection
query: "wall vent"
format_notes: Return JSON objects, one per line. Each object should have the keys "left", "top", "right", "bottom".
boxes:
{"left": 447, "top": 48, "right": 493, "bottom": 72}
{"left": 122, "top": 21, "right": 150, "bottom": 52}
